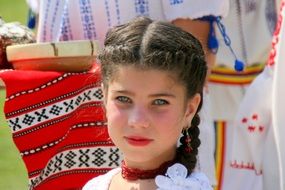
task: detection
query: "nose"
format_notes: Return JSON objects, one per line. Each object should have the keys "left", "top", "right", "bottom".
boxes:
{"left": 128, "top": 106, "right": 150, "bottom": 128}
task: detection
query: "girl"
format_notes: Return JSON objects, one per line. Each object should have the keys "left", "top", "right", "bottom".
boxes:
{"left": 83, "top": 16, "right": 210, "bottom": 190}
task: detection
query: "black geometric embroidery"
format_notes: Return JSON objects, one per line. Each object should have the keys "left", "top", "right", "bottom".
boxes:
{"left": 78, "top": 149, "right": 90, "bottom": 167}
{"left": 34, "top": 109, "right": 49, "bottom": 122}
{"left": 64, "top": 151, "right": 77, "bottom": 168}
{"left": 82, "top": 91, "right": 92, "bottom": 102}
{"left": 9, "top": 118, "right": 22, "bottom": 131}
{"left": 45, "top": 159, "right": 54, "bottom": 177}
{"left": 22, "top": 114, "right": 36, "bottom": 125}
{"left": 30, "top": 178, "right": 39, "bottom": 189}
{"left": 93, "top": 89, "right": 103, "bottom": 100}
{"left": 75, "top": 96, "right": 83, "bottom": 106}
{"left": 38, "top": 175, "right": 43, "bottom": 183}
{"left": 53, "top": 153, "right": 64, "bottom": 173}
{"left": 92, "top": 148, "right": 107, "bottom": 166}
{"left": 49, "top": 105, "right": 63, "bottom": 116}
{"left": 63, "top": 100, "right": 74, "bottom": 112}
{"left": 109, "top": 148, "right": 120, "bottom": 167}
{"left": 30, "top": 179, "right": 37, "bottom": 188}
{"left": 28, "top": 147, "right": 124, "bottom": 188}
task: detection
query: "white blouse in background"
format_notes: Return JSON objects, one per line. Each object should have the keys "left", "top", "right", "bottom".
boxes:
{"left": 27, "top": 0, "right": 229, "bottom": 44}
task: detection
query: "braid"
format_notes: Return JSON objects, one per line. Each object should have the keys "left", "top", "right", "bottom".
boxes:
{"left": 176, "top": 114, "right": 201, "bottom": 175}
{"left": 188, "top": 114, "right": 201, "bottom": 156}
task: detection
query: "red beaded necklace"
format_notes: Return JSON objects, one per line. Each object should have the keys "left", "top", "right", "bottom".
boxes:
{"left": 121, "top": 160, "right": 175, "bottom": 181}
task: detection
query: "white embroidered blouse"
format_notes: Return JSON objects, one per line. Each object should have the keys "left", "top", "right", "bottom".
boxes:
{"left": 27, "top": 0, "right": 229, "bottom": 44}
{"left": 83, "top": 163, "right": 213, "bottom": 190}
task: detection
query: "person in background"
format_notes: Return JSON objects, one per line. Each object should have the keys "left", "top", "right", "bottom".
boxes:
{"left": 208, "top": 0, "right": 280, "bottom": 189}
{"left": 229, "top": 1, "right": 285, "bottom": 189}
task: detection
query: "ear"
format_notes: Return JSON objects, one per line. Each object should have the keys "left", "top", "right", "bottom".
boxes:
{"left": 185, "top": 93, "right": 201, "bottom": 123}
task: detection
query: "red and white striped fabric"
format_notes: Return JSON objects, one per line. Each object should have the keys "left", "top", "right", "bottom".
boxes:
{"left": 0, "top": 64, "right": 122, "bottom": 190}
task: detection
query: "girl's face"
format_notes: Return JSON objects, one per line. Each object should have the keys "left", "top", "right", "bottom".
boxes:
{"left": 104, "top": 65, "right": 200, "bottom": 170}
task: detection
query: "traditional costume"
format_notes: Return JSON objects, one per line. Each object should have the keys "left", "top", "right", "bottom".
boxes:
{"left": 209, "top": 0, "right": 280, "bottom": 189}
{"left": 28, "top": 0, "right": 229, "bottom": 45}
{"left": 230, "top": 1, "right": 285, "bottom": 189}
{"left": 83, "top": 163, "right": 213, "bottom": 190}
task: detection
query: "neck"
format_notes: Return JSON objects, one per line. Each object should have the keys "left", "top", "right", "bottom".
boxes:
{"left": 123, "top": 149, "right": 177, "bottom": 170}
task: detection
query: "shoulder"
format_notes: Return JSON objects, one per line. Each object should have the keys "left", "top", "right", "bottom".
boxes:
{"left": 82, "top": 168, "right": 121, "bottom": 190}
{"left": 155, "top": 163, "right": 213, "bottom": 190}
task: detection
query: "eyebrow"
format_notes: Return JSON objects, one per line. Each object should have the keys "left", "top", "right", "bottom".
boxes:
{"left": 149, "top": 93, "right": 176, "bottom": 98}
{"left": 111, "top": 90, "right": 133, "bottom": 95}
{"left": 112, "top": 90, "right": 176, "bottom": 98}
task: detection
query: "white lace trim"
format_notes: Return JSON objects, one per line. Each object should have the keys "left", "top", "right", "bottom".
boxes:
{"left": 155, "top": 163, "right": 213, "bottom": 190}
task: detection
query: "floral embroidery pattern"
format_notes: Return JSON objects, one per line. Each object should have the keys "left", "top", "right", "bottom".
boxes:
{"left": 241, "top": 114, "right": 265, "bottom": 133}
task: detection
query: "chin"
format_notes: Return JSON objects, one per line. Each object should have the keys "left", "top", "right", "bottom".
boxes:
{"left": 124, "top": 152, "right": 154, "bottom": 164}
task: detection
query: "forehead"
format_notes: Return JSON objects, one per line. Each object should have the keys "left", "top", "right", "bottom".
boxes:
{"left": 108, "top": 65, "right": 185, "bottom": 94}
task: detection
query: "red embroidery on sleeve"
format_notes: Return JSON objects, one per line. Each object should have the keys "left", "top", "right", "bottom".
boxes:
{"left": 230, "top": 160, "right": 263, "bottom": 175}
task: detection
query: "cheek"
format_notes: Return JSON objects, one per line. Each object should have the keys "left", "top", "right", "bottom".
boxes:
{"left": 105, "top": 100, "right": 124, "bottom": 119}
{"left": 154, "top": 111, "right": 185, "bottom": 138}
{"left": 105, "top": 102, "right": 127, "bottom": 133}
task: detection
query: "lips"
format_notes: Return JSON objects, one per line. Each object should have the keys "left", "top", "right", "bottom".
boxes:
{"left": 124, "top": 136, "right": 153, "bottom": 146}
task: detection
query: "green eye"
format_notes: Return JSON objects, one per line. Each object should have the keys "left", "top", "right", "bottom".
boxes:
{"left": 116, "top": 96, "right": 131, "bottom": 103}
{"left": 153, "top": 99, "right": 168, "bottom": 105}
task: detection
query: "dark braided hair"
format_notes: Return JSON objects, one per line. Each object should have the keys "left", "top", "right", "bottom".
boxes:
{"left": 177, "top": 113, "right": 201, "bottom": 174}
{"left": 99, "top": 16, "right": 207, "bottom": 176}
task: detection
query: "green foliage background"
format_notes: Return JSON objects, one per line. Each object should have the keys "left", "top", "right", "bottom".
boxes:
{"left": 0, "top": 0, "right": 30, "bottom": 189}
